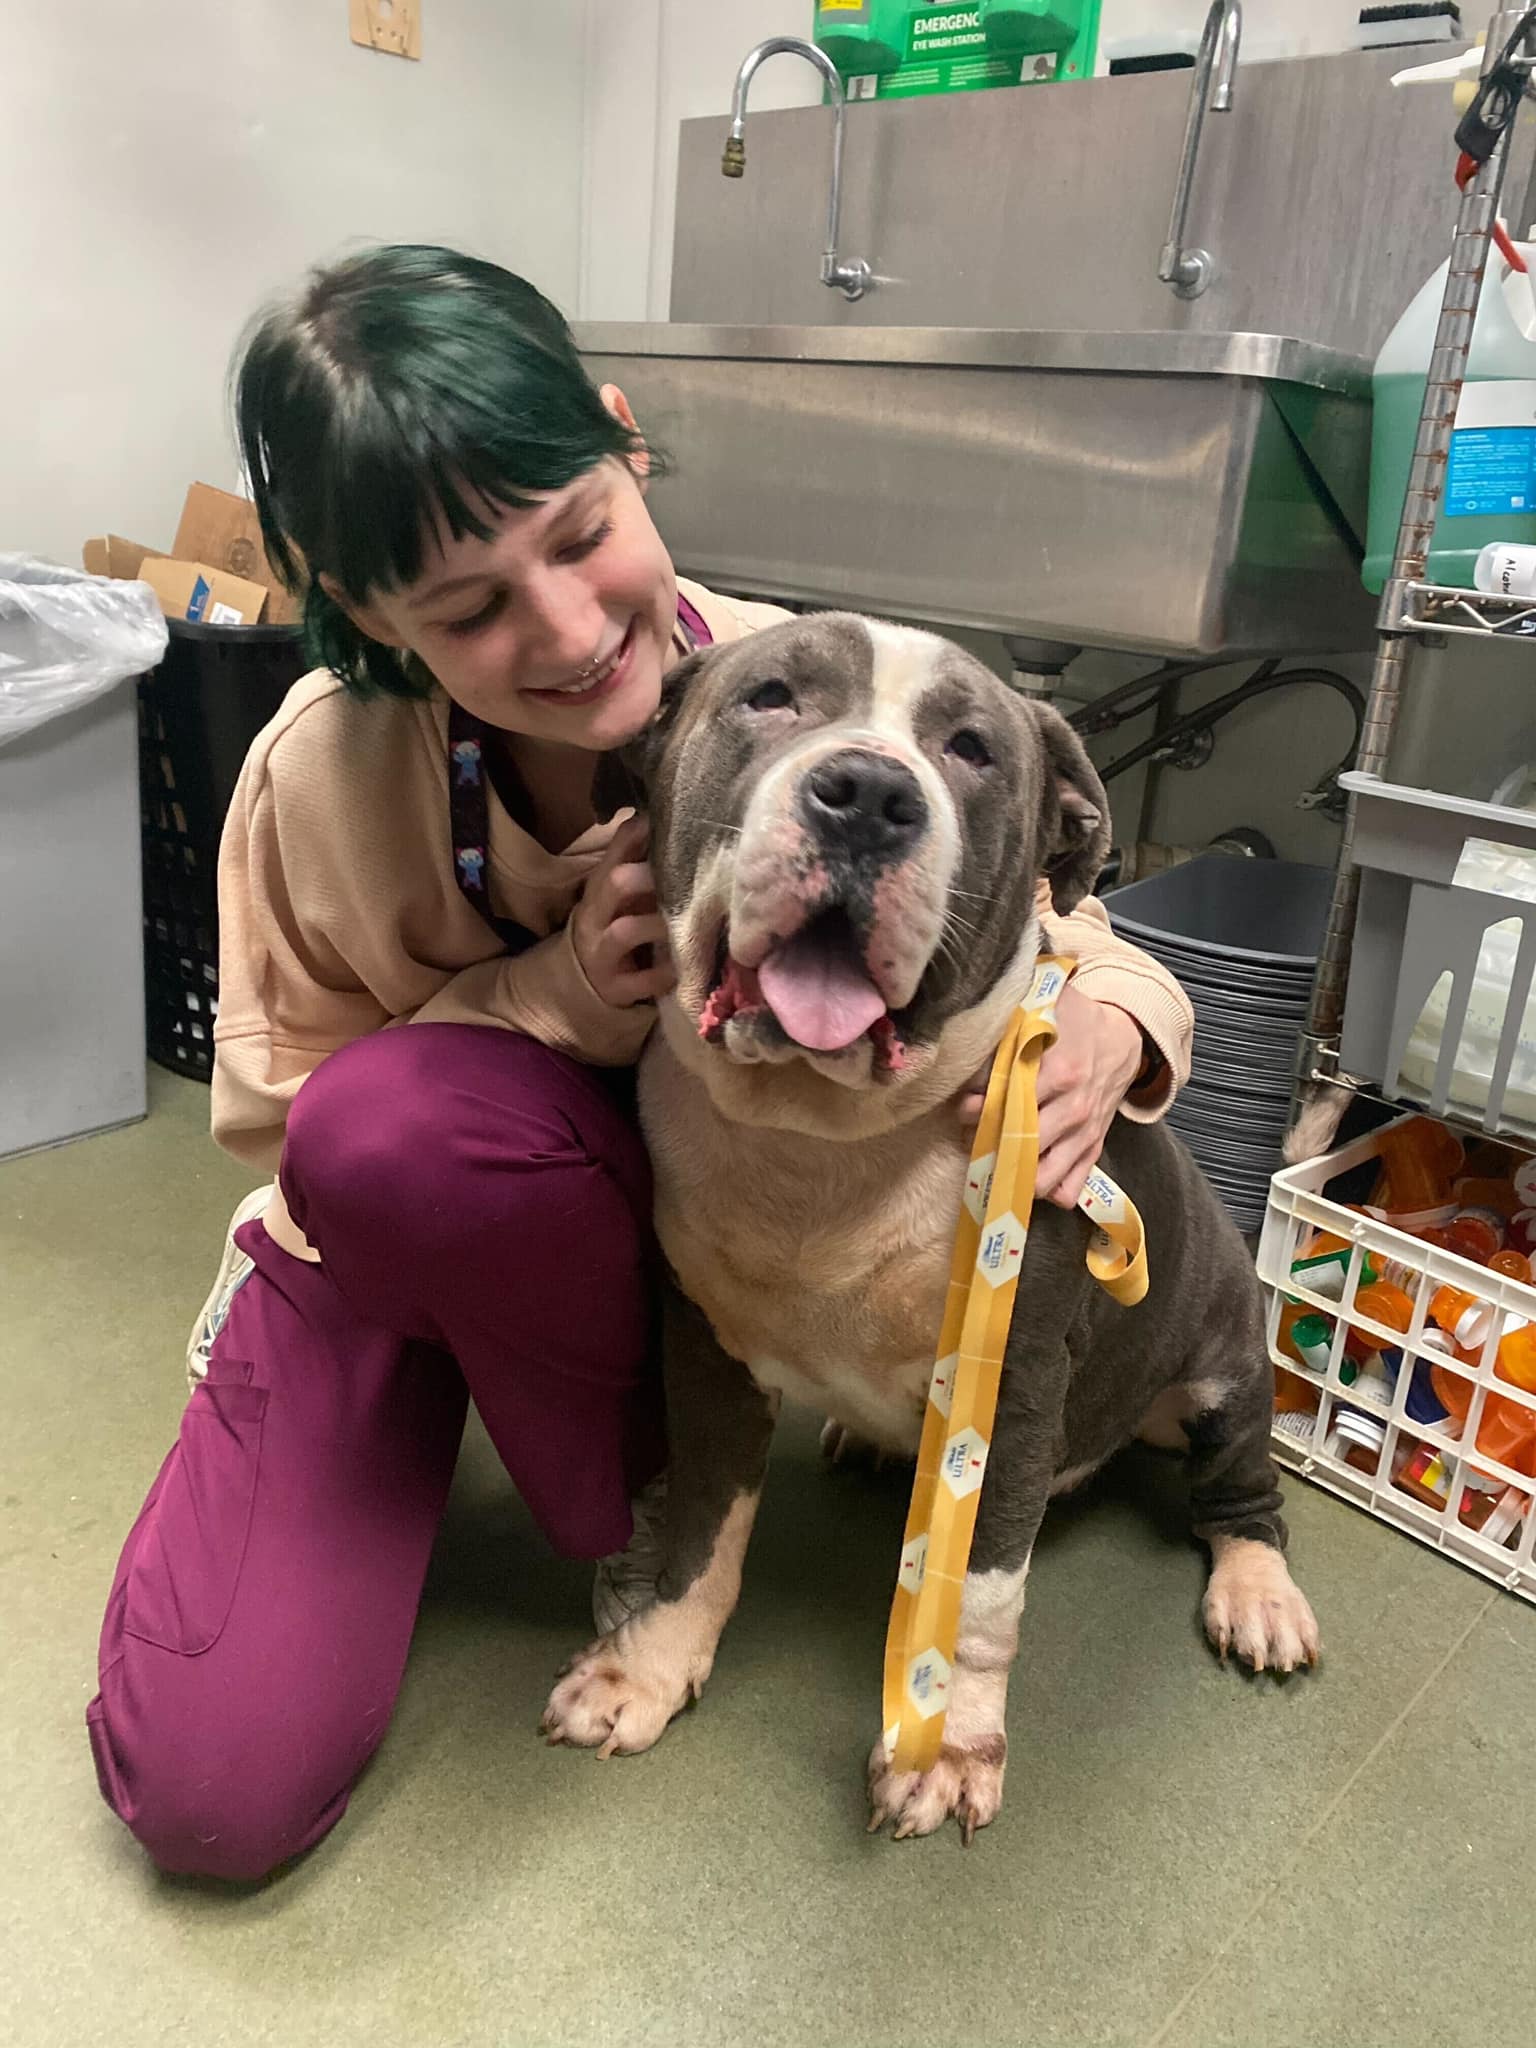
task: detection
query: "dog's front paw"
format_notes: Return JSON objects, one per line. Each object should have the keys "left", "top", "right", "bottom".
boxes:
{"left": 1204, "top": 1538, "right": 1320, "bottom": 1675}
{"left": 866, "top": 1731, "right": 1006, "bottom": 1845}
{"left": 540, "top": 1624, "right": 699, "bottom": 1759}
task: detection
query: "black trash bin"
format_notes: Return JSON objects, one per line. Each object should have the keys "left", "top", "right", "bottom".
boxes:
{"left": 138, "top": 618, "right": 309, "bottom": 1079}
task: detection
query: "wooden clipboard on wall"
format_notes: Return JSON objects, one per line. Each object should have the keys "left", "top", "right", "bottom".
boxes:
{"left": 350, "top": 0, "right": 421, "bottom": 61}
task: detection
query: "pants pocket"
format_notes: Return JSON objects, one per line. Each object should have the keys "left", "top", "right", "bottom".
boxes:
{"left": 123, "top": 1358, "right": 268, "bottom": 1657}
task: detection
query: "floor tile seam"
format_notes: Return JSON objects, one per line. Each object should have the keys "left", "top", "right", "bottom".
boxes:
{"left": 1136, "top": 1584, "right": 1498, "bottom": 2048}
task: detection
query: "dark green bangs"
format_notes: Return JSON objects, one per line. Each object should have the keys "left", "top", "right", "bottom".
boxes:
{"left": 232, "top": 245, "right": 646, "bottom": 696}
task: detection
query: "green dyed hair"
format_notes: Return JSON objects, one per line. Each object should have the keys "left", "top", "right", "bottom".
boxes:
{"left": 233, "top": 244, "right": 651, "bottom": 697}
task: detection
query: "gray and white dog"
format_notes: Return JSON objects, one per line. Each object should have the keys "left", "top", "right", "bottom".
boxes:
{"left": 542, "top": 614, "right": 1319, "bottom": 1842}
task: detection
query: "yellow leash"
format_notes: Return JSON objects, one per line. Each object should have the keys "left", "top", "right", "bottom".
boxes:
{"left": 882, "top": 956, "right": 1149, "bottom": 1774}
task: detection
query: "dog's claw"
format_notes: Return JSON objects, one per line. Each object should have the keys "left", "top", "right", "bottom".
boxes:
{"left": 542, "top": 1632, "right": 701, "bottom": 1759}
{"left": 1203, "top": 1546, "right": 1320, "bottom": 1679}
{"left": 867, "top": 1734, "right": 1005, "bottom": 1844}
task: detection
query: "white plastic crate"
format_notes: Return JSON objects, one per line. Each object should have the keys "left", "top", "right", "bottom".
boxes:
{"left": 1258, "top": 1114, "right": 1536, "bottom": 1601}
{"left": 1338, "top": 772, "right": 1536, "bottom": 1138}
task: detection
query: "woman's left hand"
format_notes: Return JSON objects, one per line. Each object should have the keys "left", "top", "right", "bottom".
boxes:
{"left": 956, "top": 982, "right": 1145, "bottom": 1209}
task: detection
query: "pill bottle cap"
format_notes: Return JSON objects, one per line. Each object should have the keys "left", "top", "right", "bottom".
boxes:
{"left": 1452, "top": 1301, "right": 1497, "bottom": 1350}
{"left": 1334, "top": 1409, "right": 1387, "bottom": 1453}
{"left": 1484, "top": 1491, "right": 1528, "bottom": 1545}
{"left": 1462, "top": 1467, "right": 1505, "bottom": 1496}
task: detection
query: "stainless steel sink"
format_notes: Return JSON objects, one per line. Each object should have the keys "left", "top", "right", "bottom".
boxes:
{"left": 573, "top": 324, "right": 1374, "bottom": 658}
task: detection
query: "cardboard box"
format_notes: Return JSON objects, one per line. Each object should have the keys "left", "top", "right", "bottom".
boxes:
{"left": 83, "top": 482, "right": 306, "bottom": 628}
{"left": 82, "top": 534, "right": 159, "bottom": 581}
{"left": 136, "top": 555, "right": 270, "bottom": 626}
{"left": 171, "top": 483, "right": 302, "bottom": 625}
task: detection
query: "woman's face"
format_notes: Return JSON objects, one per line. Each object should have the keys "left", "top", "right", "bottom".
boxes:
{"left": 337, "top": 418, "right": 676, "bottom": 753}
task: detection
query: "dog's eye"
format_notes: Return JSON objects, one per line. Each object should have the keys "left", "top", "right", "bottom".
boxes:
{"left": 946, "top": 728, "right": 992, "bottom": 768}
{"left": 745, "top": 678, "right": 795, "bottom": 713}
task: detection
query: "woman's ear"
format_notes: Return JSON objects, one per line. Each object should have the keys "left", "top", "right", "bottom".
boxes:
{"left": 601, "top": 382, "right": 651, "bottom": 482}
{"left": 318, "top": 571, "right": 407, "bottom": 650}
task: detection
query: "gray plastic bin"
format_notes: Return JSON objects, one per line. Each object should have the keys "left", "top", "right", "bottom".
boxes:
{"left": 1105, "top": 855, "right": 1333, "bottom": 1230}
{"left": 1337, "top": 770, "right": 1536, "bottom": 1136}
{"left": 1104, "top": 857, "right": 1334, "bottom": 970}
{"left": 0, "top": 683, "right": 145, "bottom": 1156}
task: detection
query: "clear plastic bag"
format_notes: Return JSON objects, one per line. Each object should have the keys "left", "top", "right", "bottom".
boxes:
{"left": 0, "top": 554, "right": 167, "bottom": 750}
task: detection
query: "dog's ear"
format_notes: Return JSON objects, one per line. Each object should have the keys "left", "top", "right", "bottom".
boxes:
{"left": 590, "top": 647, "right": 709, "bottom": 821}
{"left": 1029, "top": 701, "right": 1111, "bottom": 913}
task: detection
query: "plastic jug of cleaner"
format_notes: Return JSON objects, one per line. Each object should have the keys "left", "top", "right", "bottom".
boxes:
{"left": 1364, "top": 238, "right": 1536, "bottom": 592}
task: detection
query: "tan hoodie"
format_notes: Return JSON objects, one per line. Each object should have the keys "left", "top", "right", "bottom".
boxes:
{"left": 212, "top": 579, "right": 1193, "bottom": 1177}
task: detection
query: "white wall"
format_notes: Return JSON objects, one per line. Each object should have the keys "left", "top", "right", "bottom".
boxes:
{"left": 1097, "top": 0, "right": 1376, "bottom": 69}
{"left": 1, "top": 1, "right": 588, "bottom": 567}
{"left": 580, "top": 0, "right": 816, "bottom": 322}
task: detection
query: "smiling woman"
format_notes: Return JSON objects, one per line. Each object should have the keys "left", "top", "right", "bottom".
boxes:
{"left": 235, "top": 246, "right": 662, "bottom": 700}
{"left": 83, "top": 242, "right": 1194, "bottom": 1884}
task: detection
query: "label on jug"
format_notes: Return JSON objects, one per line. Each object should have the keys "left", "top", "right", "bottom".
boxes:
{"left": 1446, "top": 380, "right": 1536, "bottom": 517}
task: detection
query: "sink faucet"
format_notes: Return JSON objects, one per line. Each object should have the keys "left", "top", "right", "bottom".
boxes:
{"left": 1157, "top": 0, "right": 1241, "bottom": 299}
{"left": 722, "top": 36, "right": 872, "bottom": 302}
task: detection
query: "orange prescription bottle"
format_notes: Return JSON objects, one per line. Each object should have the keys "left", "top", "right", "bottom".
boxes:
{"left": 1451, "top": 1176, "right": 1522, "bottom": 1221}
{"left": 1275, "top": 1367, "right": 1321, "bottom": 1415}
{"left": 1345, "top": 1281, "right": 1415, "bottom": 1365}
{"left": 1394, "top": 1437, "right": 1453, "bottom": 1511}
{"left": 1375, "top": 1117, "right": 1463, "bottom": 1210}
{"left": 1353, "top": 1281, "right": 1414, "bottom": 1334}
{"left": 1430, "top": 1357, "right": 1536, "bottom": 1478}
{"left": 1430, "top": 1286, "right": 1498, "bottom": 1352}
{"left": 1497, "top": 1321, "right": 1536, "bottom": 1391}
{"left": 1458, "top": 1468, "right": 1528, "bottom": 1544}
{"left": 1442, "top": 1216, "right": 1502, "bottom": 1264}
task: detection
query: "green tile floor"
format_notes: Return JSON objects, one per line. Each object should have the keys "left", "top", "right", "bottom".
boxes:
{"left": 6, "top": 1067, "right": 1536, "bottom": 2047}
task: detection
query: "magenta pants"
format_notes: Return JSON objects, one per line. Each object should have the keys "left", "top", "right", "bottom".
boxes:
{"left": 87, "top": 1025, "right": 661, "bottom": 1881}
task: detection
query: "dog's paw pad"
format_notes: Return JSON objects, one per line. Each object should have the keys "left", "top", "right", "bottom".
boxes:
{"left": 866, "top": 1732, "right": 1006, "bottom": 1843}
{"left": 539, "top": 1635, "right": 692, "bottom": 1758}
{"left": 1204, "top": 1546, "right": 1320, "bottom": 1676}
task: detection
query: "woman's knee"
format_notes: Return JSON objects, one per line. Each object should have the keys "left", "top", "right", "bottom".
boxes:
{"left": 283, "top": 1024, "right": 649, "bottom": 1254}
{"left": 88, "top": 1676, "right": 350, "bottom": 1882}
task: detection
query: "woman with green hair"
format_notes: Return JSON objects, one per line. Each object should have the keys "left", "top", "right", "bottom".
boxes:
{"left": 86, "top": 243, "right": 1193, "bottom": 1880}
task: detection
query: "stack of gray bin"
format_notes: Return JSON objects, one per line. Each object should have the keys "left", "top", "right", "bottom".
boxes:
{"left": 1103, "top": 857, "right": 1333, "bottom": 1233}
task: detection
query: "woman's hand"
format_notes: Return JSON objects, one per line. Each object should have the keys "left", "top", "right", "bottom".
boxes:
{"left": 570, "top": 815, "right": 676, "bottom": 1007}
{"left": 957, "top": 982, "right": 1146, "bottom": 1209}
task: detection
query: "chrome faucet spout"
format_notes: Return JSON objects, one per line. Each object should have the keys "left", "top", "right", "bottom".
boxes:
{"left": 722, "top": 36, "right": 871, "bottom": 301}
{"left": 1158, "top": 0, "right": 1242, "bottom": 299}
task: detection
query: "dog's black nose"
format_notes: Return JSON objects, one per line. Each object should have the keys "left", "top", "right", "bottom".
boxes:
{"left": 803, "top": 749, "right": 928, "bottom": 856}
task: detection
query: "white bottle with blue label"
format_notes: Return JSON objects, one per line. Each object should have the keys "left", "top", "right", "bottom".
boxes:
{"left": 1364, "top": 240, "right": 1536, "bottom": 592}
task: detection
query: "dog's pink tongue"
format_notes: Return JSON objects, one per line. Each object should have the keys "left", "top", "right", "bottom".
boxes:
{"left": 757, "top": 926, "right": 886, "bottom": 1052}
